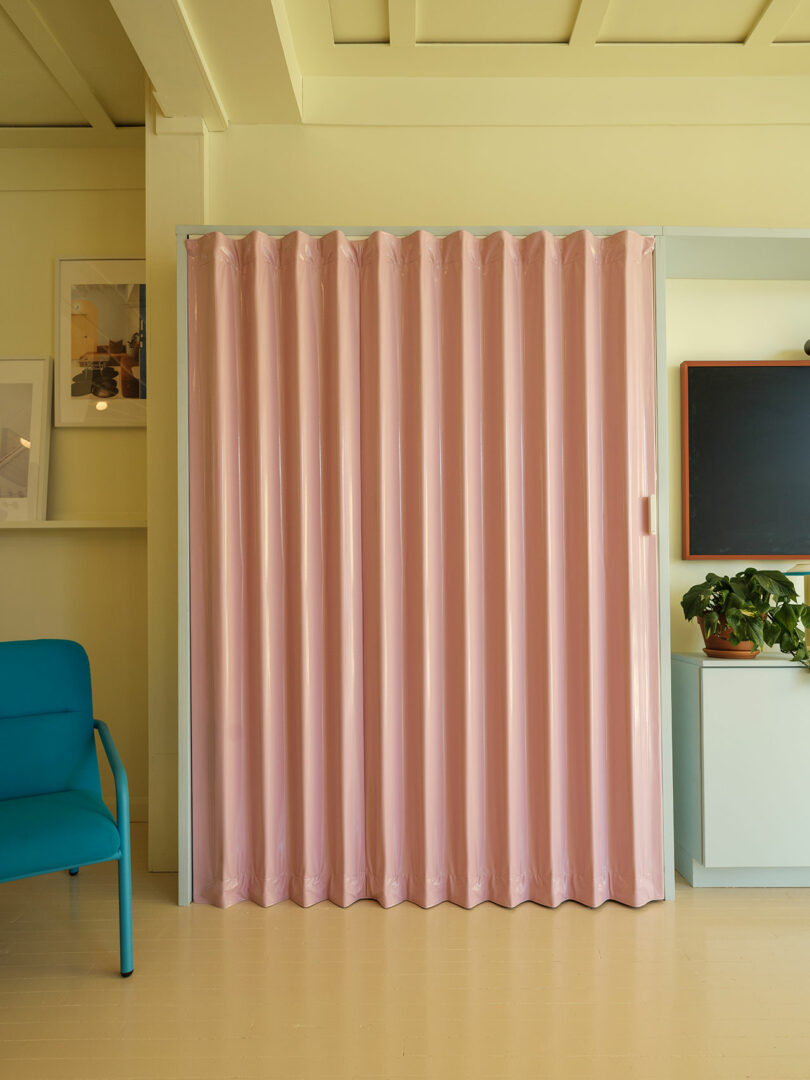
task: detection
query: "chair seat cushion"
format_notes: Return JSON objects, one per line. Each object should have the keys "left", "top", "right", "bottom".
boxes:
{"left": 0, "top": 790, "right": 121, "bottom": 882}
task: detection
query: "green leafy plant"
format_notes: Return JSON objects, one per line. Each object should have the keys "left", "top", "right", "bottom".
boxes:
{"left": 681, "top": 568, "right": 810, "bottom": 666}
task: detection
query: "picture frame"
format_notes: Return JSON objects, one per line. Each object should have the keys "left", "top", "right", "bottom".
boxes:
{"left": 55, "top": 258, "right": 146, "bottom": 427}
{"left": 0, "top": 356, "right": 52, "bottom": 521}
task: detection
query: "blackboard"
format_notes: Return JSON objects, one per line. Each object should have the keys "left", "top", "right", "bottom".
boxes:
{"left": 682, "top": 362, "right": 810, "bottom": 559}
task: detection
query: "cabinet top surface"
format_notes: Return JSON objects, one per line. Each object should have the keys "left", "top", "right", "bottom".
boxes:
{"left": 672, "top": 652, "right": 801, "bottom": 669}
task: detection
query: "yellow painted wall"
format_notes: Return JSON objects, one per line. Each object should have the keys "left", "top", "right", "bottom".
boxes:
{"left": 211, "top": 124, "right": 810, "bottom": 227}
{"left": 0, "top": 146, "right": 148, "bottom": 820}
{"left": 146, "top": 120, "right": 810, "bottom": 865}
{"left": 667, "top": 278, "right": 810, "bottom": 654}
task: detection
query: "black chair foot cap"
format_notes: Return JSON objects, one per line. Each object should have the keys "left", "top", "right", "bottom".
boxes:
{"left": 121, "top": 970, "right": 133, "bottom": 978}
{"left": 69, "top": 868, "right": 79, "bottom": 876}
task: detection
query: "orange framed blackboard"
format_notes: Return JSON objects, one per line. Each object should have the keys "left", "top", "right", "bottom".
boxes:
{"left": 681, "top": 360, "right": 810, "bottom": 560}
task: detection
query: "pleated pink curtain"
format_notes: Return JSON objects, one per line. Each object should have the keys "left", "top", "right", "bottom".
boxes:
{"left": 187, "top": 228, "right": 663, "bottom": 909}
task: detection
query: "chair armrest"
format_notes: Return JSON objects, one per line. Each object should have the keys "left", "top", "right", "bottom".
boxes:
{"left": 94, "top": 720, "right": 130, "bottom": 835}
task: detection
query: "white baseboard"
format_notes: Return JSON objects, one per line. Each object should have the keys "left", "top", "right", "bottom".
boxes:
{"left": 676, "top": 843, "right": 810, "bottom": 887}
{"left": 690, "top": 863, "right": 810, "bottom": 887}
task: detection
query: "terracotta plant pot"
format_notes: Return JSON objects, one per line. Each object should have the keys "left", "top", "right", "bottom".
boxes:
{"left": 697, "top": 616, "right": 760, "bottom": 659}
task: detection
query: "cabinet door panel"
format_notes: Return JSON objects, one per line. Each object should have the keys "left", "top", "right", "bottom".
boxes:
{"left": 702, "top": 668, "right": 810, "bottom": 867}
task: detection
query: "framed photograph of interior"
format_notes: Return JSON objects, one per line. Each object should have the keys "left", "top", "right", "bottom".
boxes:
{"left": 0, "top": 357, "right": 52, "bottom": 521}
{"left": 55, "top": 258, "right": 146, "bottom": 426}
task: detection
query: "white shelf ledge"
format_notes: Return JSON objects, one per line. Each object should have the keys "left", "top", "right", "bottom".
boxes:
{"left": 0, "top": 520, "right": 147, "bottom": 530}
{"left": 673, "top": 651, "right": 800, "bottom": 668}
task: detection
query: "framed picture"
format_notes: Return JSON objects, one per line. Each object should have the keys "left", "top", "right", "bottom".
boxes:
{"left": 0, "top": 357, "right": 52, "bottom": 521}
{"left": 55, "top": 258, "right": 146, "bottom": 427}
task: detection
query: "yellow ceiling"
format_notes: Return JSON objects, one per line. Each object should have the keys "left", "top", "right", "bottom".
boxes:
{"left": 0, "top": 0, "right": 143, "bottom": 143}
{"left": 3, "top": 0, "right": 810, "bottom": 142}
{"left": 417, "top": 0, "right": 582, "bottom": 43}
{"left": 330, "top": 0, "right": 388, "bottom": 43}
{"left": 777, "top": 0, "right": 810, "bottom": 39}
{"left": 284, "top": 0, "right": 810, "bottom": 78}
{"left": 0, "top": 8, "right": 83, "bottom": 125}
{"left": 35, "top": 0, "right": 144, "bottom": 124}
{"left": 320, "top": 0, "right": 784, "bottom": 47}
{"left": 599, "top": 0, "right": 767, "bottom": 43}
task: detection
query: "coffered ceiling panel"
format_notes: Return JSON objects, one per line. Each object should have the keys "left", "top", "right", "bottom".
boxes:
{"left": 329, "top": 0, "right": 388, "bottom": 43}
{"left": 417, "top": 0, "right": 580, "bottom": 43}
{"left": 600, "top": 0, "right": 767, "bottom": 43}
{"left": 776, "top": 0, "right": 810, "bottom": 40}
{"left": 0, "top": 0, "right": 146, "bottom": 143}
{"left": 36, "top": 0, "right": 144, "bottom": 124}
{"left": 0, "top": 7, "right": 84, "bottom": 125}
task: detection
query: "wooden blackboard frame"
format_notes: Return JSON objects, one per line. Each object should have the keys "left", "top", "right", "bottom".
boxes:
{"left": 681, "top": 359, "right": 810, "bottom": 560}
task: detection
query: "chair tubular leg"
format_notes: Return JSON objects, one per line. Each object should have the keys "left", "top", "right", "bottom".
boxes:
{"left": 118, "top": 847, "right": 133, "bottom": 977}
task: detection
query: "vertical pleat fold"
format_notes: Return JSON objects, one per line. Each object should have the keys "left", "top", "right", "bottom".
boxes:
{"left": 240, "top": 232, "right": 285, "bottom": 904}
{"left": 188, "top": 228, "right": 663, "bottom": 910}
{"left": 320, "top": 231, "right": 365, "bottom": 904}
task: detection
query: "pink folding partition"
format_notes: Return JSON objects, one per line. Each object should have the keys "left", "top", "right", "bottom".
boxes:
{"left": 187, "top": 229, "right": 664, "bottom": 909}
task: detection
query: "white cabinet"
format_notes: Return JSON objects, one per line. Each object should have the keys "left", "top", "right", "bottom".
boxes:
{"left": 672, "top": 653, "right": 810, "bottom": 886}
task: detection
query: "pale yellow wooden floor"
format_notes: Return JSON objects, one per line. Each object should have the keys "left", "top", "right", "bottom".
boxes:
{"left": 2, "top": 826, "right": 810, "bottom": 1080}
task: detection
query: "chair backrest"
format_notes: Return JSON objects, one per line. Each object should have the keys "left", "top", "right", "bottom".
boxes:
{"left": 0, "top": 639, "right": 101, "bottom": 801}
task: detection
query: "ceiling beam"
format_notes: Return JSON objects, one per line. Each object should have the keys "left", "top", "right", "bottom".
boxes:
{"left": 314, "top": 0, "right": 337, "bottom": 51}
{"left": 305, "top": 41, "right": 810, "bottom": 78}
{"left": 389, "top": 0, "right": 416, "bottom": 47}
{"left": 269, "top": 0, "right": 303, "bottom": 115}
{"left": 746, "top": 0, "right": 802, "bottom": 47}
{"left": 568, "top": 0, "right": 611, "bottom": 48}
{"left": 109, "top": 0, "right": 228, "bottom": 131}
{"left": 304, "top": 74, "right": 810, "bottom": 127}
{"left": 0, "top": 0, "right": 114, "bottom": 131}
{"left": 304, "top": 73, "right": 810, "bottom": 127}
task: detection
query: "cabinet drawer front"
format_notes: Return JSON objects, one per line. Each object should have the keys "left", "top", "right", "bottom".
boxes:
{"left": 702, "top": 668, "right": 810, "bottom": 868}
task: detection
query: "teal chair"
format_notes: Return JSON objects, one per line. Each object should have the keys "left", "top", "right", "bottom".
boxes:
{"left": 0, "top": 639, "right": 133, "bottom": 976}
